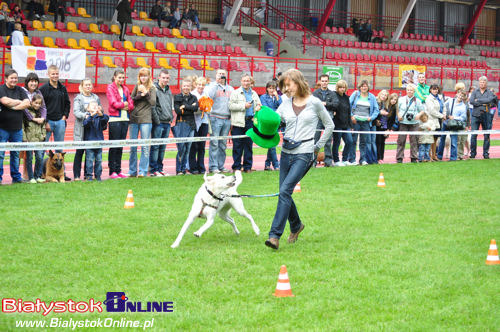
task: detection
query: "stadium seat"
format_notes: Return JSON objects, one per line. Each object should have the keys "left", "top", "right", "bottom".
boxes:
{"left": 112, "top": 41, "right": 126, "bottom": 51}
{"left": 55, "top": 38, "right": 68, "bottom": 48}
{"left": 78, "top": 23, "right": 90, "bottom": 33}
{"left": 186, "top": 43, "right": 196, "bottom": 54}
{"left": 338, "top": 27, "right": 344, "bottom": 34}
{"left": 326, "top": 51, "right": 333, "bottom": 59}
{"left": 155, "top": 41, "right": 167, "bottom": 52}
{"left": 131, "top": 11, "right": 139, "bottom": 20}
{"left": 191, "top": 29, "right": 201, "bottom": 39}
{"left": 209, "top": 31, "right": 220, "bottom": 40}
{"left": 132, "top": 25, "right": 145, "bottom": 36}
{"left": 77, "top": 7, "right": 91, "bottom": 18}
{"left": 67, "top": 38, "right": 82, "bottom": 49}
{"left": 331, "top": 27, "right": 338, "bottom": 33}
{"left": 78, "top": 39, "right": 94, "bottom": 50}
{"left": 215, "top": 45, "right": 224, "bottom": 55}
{"left": 100, "top": 24, "right": 112, "bottom": 34}
{"left": 67, "top": 22, "right": 80, "bottom": 33}
{"left": 148, "top": 57, "right": 161, "bottom": 69}
{"left": 56, "top": 22, "right": 68, "bottom": 32}
{"left": 159, "top": 58, "right": 173, "bottom": 69}
{"left": 324, "top": 26, "right": 331, "bottom": 33}
{"left": 67, "top": 7, "right": 78, "bottom": 16}
{"left": 162, "top": 28, "right": 173, "bottom": 38}
{"left": 22, "top": 20, "right": 33, "bottom": 31}
{"left": 124, "top": 41, "right": 139, "bottom": 52}
{"left": 90, "top": 39, "right": 105, "bottom": 50}
{"left": 225, "top": 45, "right": 235, "bottom": 55}
{"left": 220, "top": 60, "right": 228, "bottom": 70}
{"left": 43, "top": 37, "right": 56, "bottom": 48}
{"left": 196, "top": 44, "right": 206, "bottom": 54}
{"left": 86, "top": 56, "right": 93, "bottom": 67}
{"left": 190, "top": 59, "right": 202, "bottom": 70}
{"left": 341, "top": 53, "right": 348, "bottom": 60}
{"left": 103, "top": 56, "right": 117, "bottom": 68}
{"left": 32, "top": 20, "right": 46, "bottom": 31}
{"left": 102, "top": 39, "right": 117, "bottom": 51}
{"left": 209, "top": 60, "right": 220, "bottom": 70}
{"left": 126, "top": 57, "right": 140, "bottom": 68}
{"left": 114, "top": 57, "right": 125, "bottom": 68}
{"left": 176, "top": 43, "right": 186, "bottom": 53}
{"left": 142, "top": 26, "right": 154, "bottom": 37}
{"left": 134, "top": 41, "right": 146, "bottom": 52}
{"left": 136, "top": 57, "right": 151, "bottom": 68}
{"left": 110, "top": 24, "right": 121, "bottom": 35}
{"left": 145, "top": 41, "right": 159, "bottom": 52}
{"left": 139, "top": 11, "right": 152, "bottom": 21}
{"left": 234, "top": 46, "right": 244, "bottom": 56}
{"left": 257, "top": 62, "right": 269, "bottom": 72}
{"left": 90, "top": 55, "right": 103, "bottom": 67}
{"left": 166, "top": 42, "right": 179, "bottom": 53}
{"left": 152, "top": 27, "right": 163, "bottom": 37}
{"left": 172, "top": 28, "right": 184, "bottom": 38}
{"left": 30, "top": 36, "right": 42, "bottom": 47}
{"left": 200, "top": 30, "right": 209, "bottom": 39}
{"left": 89, "top": 23, "right": 102, "bottom": 34}
{"left": 170, "top": 58, "right": 180, "bottom": 69}
{"left": 182, "top": 29, "right": 193, "bottom": 39}
{"left": 44, "top": 21, "right": 57, "bottom": 32}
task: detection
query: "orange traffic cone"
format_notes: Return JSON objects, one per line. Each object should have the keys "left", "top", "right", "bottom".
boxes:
{"left": 293, "top": 182, "right": 301, "bottom": 193}
{"left": 273, "top": 265, "right": 294, "bottom": 297}
{"left": 124, "top": 190, "right": 135, "bottom": 209}
{"left": 377, "top": 172, "right": 386, "bottom": 188}
{"left": 486, "top": 239, "right": 500, "bottom": 265}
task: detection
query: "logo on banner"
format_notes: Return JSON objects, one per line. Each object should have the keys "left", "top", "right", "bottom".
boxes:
{"left": 103, "top": 292, "right": 174, "bottom": 313}
{"left": 26, "top": 48, "right": 48, "bottom": 71}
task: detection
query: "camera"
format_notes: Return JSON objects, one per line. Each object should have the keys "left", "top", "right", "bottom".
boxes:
{"left": 405, "top": 113, "right": 414, "bottom": 121}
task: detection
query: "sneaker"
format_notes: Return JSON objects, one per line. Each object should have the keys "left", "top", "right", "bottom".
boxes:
{"left": 74, "top": 177, "right": 81, "bottom": 181}
{"left": 110, "top": 172, "right": 120, "bottom": 179}
{"left": 176, "top": 172, "right": 184, "bottom": 176}
{"left": 361, "top": 161, "right": 368, "bottom": 166}
{"left": 128, "top": 173, "right": 137, "bottom": 178}
{"left": 264, "top": 166, "right": 271, "bottom": 171}
{"left": 118, "top": 173, "right": 129, "bottom": 178}
{"left": 29, "top": 178, "right": 37, "bottom": 184}
{"left": 220, "top": 168, "right": 230, "bottom": 173}
{"left": 64, "top": 176, "right": 72, "bottom": 181}
{"left": 265, "top": 237, "right": 279, "bottom": 250}
{"left": 346, "top": 161, "right": 358, "bottom": 166}
{"left": 154, "top": 171, "right": 163, "bottom": 177}
{"left": 335, "top": 161, "right": 346, "bottom": 167}
{"left": 36, "top": 178, "right": 45, "bottom": 183}
{"left": 137, "top": 174, "right": 144, "bottom": 178}
{"left": 212, "top": 169, "right": 220, "bottom": 174}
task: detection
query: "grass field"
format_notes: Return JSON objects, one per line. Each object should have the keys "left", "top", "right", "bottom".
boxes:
{"left": 1, "top": 159, "right": 499, "bottom": 331}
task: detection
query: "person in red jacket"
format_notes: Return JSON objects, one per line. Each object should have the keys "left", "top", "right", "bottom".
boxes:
{"left": 106, "top": 69, "right": 134, "bottom": 178}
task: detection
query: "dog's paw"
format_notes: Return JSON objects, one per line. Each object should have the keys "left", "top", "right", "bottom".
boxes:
{"left": 193, "top": 231, "right": 201, "bottom": 238}
{"left": 170, "top": 243, "right": 179, "bottom": 249}
{"left": 253, "top": 227, "right": 260, "bottom": 236}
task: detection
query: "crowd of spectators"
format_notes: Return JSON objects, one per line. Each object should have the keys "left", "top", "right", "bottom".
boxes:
{"left": 0, "top": 67, "right": 498, "bottom": 185}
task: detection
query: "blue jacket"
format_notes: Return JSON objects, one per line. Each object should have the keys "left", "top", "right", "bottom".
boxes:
{"left": 260, "top": 93, "right": 281, "bottom": 111}
{"left": 83, "top": 113, "right": 109, "bottom": 141}
{"left": 349, "top": 91, "right": 379, "bottom": 127}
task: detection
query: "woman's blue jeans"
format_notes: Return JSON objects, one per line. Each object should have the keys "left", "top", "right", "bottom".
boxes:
{"left": 269, "top": 152, "right": 313, "bottom": 239}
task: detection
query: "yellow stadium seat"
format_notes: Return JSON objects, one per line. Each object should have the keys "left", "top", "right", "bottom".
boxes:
{"left": 171, "top": 28, "right": 184, "bottom": 38}
{"left": 24, "top": 36, "right": 31, "bottom": 46}
{"left": 67, "top": 22, "right": 80, "bottom": 33}
{"left": 180, "top": 58, "right": 193, "bottom": 70}
{"left": 89, "top": 23, "right": 102, "bottom": 34}
{"left": 86, "top": 56, "right": 94, "bottom": 67}
{"left": 102, "top": 39, "right": 117, "bottom": 51}
{"left": 43, "top": 21, "right": 57, "bottom": 32}
{"left": 123, "top": 41, "right": 138, "bottom": 52}
{"left": 43, "top": 37, "right": 56, "bottom": 48}
{"left": 131, "top": 25, "right": 145, "bottom": 36}
{"left": 79, "top": 39, "right": 94, "bottom": 50}
{"left": 166, "top": 42, "right": 179, "bottom": 53}
{"left": 110, "top": 24, "right": 121, "bottom": 35}
{"left": 77, "top": 7, "right": 91, "bottom": 18}
{"left": 67, "top": 38, "right": 82, "bottom": 49}
{"left": 145, "top": 41, "right": 159, "bottom": 53}
{"left": 201, "top": 60, "right": 214, "bottom": 70}
{"left": 139, "top": 11, "right": 152, "bottom": 21}
{"left": 32, "top": 20, "right": 46, "bottom": 31}
{"left": 159, "top": 58, "right": 173, "bottom": 69}
{"left": 0, "top": 52, "right": 12, "bottom": 65}
{"left": 136, "top": 57, "right": 150, "bottom": 68}
{"left": 103, "top": 56, "right": 117, "bottom": 68}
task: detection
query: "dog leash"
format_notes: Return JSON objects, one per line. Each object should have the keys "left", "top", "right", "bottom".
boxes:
{"left": 222, "top": 193, "right": 279, "bottom": 198}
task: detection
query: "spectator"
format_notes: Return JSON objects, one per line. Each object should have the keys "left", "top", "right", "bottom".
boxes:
{"left": 116, "top": 0, "right": 132, "bottom": 41}
{"left": 189, "top": 76, "right": 209, "bottom": 175}
{"left": 49, "top": 0, "right": 65, "bottom": 23}
{"left": 180, "top": 7, "right": 192, "bottom": 29}
{"left": 349, "top": 80, "right": 379, "bottom": 165}
{"left": 417, "top": 112, "right": 433, "bottom": 162}
{"left": 173, "top": 79, "right": 198, "bottom": 175}
{"left": 83, "top": 101, "right": 109, "bottom": 181}
{"left": 331, "top": 79, "right": 353, "bottom": 166}
{"left": 357, "top": 19, "right": 366, "bottom": 41}
{"left": 22, "top": 72, "right": 46, "bottom": 183}
{"left": 375, "top": 90, "right": 390, "bottom": 163}
{"left": 154, "top": 1, "right": 175, "bottom": 28}
{"left": 171, "top": 7, "right": 181, "bottom": 28}
{"left": 229, "top": 74, "right": 261, "bottom": 173}
{"left": 469, "top": 76, "right": 497, "bottom": 159}
{"left": 351, "top": 18, "right": 359, "bottom": 35}
{"left": 40, "top": 65, "right": 71, "bottom": 180}
{"left": 437, "top": 90, "right": 468, "bottom": 161}
{"left": 0, "top": 4, "right": 8, "bottom": 36}
{"left": 260, "top": 80, "right": 282, "bottom": 171}
{"left": 0, "top": 69, "right": 30, "bottom": 184}
{"left": 27, "top": 0, "right": 46, "bottom": 20}
{"left": 454, "top": 82, "right": 469, "bottom": 160}
{"left": 107, "top": 69, "right": 133, "bottom": 179}
{"left": 8, "top": 4, "right": 27, "bottom": 35}
{"left": 206, "top": 69, "right": 233, "bottom": 173}
{"left": 11, "top": 22, "right": 24, "bottom": 46}
{"left": 381, "top": 92, "right": 399, "bottom": 162}
{"left": 365, "top": 18, "right": 373, "bottom": 42}
{"left": 424, "top": 84, "right": 445, "bottom": 162}
{"left": 396, "top": 84, "right": 425, "bottom": 163}
{"left": 188, "top": 3, "right": 200, "bottom": 30}
{"left": 129, "top": 67, "right": 156, "bottom": 178}
{"left": 264, "top": 69, "right": 333, "bottom": 250}
{"left": 149, "top": 0, "right": 164, "bottom": 21}
{"left": 312, "top": 74, "right": 335, "bottom": 167}
{"left": 150, "top": 69, "right": 173, "bottom": 177}
{"left": 415, "top": 73, "right": 430, "bottom": 103}
{"left": 73, "top": 78, "right": 102, "bottom": 181}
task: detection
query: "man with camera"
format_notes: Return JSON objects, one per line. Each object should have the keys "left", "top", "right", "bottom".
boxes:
{"left": 396, "top": 83, "right": 425, "bottom": 163}
{"left": 206, "top": 69, "right": 234, "bottom": 173}
{"left": 229, "top": 74, "right": 261, "bottom": 173}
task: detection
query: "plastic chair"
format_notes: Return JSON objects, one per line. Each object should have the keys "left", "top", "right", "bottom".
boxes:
{"left": 66, "top": 7, "right": 78, "bottom": 16}
{"left": 90, "top": 39, "right": 104, "bottom": 50}
{"left": 55, "top": 22, "right": 68, "bottom": 32}
{"left": 134, "top": 41, "right": 146, "bottom": 52}
{"left": 55, "top": 38, "right": 68, "bottom": 48}
{"left": 136, "top": 57, "right": 151, "bottom": 68}
{"left": 89, "top": 23, "right": 102, "bottom": 34}
{"left": 110, "top": 24, "right": 121, "bottom": 35}
{"left": 77, "top": 7, "right": 91, "bottom": 18}
{"left": 159, "top": 58, "right": 173, "bottom": 69}
{"left": 67, "top": 22, "right": 80, "bottom": 33}
{"left": 103, "top": 56, "right": 117, "bottom": 68}
{"left": 43, "top": 37, "right": 56, "bottom": 48}
{"left": 145, "top": 41, "right": 159, "bottom": 52}
{"left": 102, "top": 40, "right": 117, "bottom": 51}
{"left": 176, "top": 43, "right": 186, "bottom": 53}
{"left": 44, "top": 21, "right": 57, "bottom": 32}
{"left": 78, "top": 39, "right": 94, "bottom": 50}
{"left": 123, "top": 41, "right": 139, "bottom": 52}
{"left": 100, "top": 24, "right": 111, "bottom": 34}
{"left": 132, "top": 25, "right": 145, "bottom": 36}
{"left": 166, "top": 42, "right": 179, "bottom": 53}
{"left": 142, "top": 26, "right": 154, "bottom": 37}
{"left": 67, "top": 38, "right": 82, "bottom": 49}
{"left": 156, "top": 42, "right": 167, "bottom": 52}
{"left": 32, "top": 20, "right": 46, "bottom": 31}
{"left": 126, "top": 57, "right": 140, "bottom": 68}
{"left": 172, "top": 28, "right": 184, "bottom": 38}
{"left": 190, "top": 59, "right": 202, "bottom": 70}
{"left": 139, "top": 11, "right": 152, "bottom": 21}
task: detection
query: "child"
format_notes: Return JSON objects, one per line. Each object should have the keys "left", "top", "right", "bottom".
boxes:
{"left": 83, "top": 101, "right": 109, "bottom": 181}
{"left": 418, "top": 112, "right": 433, "bottom": 162}
{"left": 23, "top": 94, "right": 46, "bottom": 183}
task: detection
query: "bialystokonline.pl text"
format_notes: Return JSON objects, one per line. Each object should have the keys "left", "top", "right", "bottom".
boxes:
{"left": 14, "top": 317, "right": 155, "bottom": 330}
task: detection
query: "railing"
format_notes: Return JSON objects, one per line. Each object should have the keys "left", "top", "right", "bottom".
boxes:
{"left": 2, "top": 47, "right": 498, "bottom": 95}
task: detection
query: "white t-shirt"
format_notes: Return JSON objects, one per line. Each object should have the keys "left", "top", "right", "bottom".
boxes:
{"left": 12, "top": 30, "right": 24, "bottom": 46}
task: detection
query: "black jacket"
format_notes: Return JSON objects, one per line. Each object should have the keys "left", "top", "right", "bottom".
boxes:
{"left": 174, "top": 93, "right": 198, "bottom": 129}
{"left": 39, "top": 81, "right": 70, "bottom": 121}
{"left": 312, "top": 88, "right": 335, "bottom": 114}
{"left": 331, "top": 91, "right": 352, "bottom": 129}
{"left": 116, "top": 0, "right": 132, "bottom": 24}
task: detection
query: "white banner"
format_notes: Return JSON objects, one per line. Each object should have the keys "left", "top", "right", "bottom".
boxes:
{"left": 11, "top": 46, "right": 86, "bottom": 80}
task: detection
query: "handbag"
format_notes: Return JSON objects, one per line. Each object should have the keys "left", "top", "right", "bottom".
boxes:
{"left": 446, "top": 99, "right": 465, "bottom": 131}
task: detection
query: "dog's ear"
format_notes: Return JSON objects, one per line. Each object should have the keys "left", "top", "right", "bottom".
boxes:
{"left": 61, "top": 152, "right": 66, "bottom": 157}
{"left": 49, "top": 150, "right": 54, "bottom": 157}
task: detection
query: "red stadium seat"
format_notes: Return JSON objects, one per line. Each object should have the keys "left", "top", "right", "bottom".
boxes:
{"left": 114, "top": 57, "right": 124, "bottom": 67}
{"left": 31, "top": 36, "right": 42, "bottom": 46}
{"left": 55, "top": 38, "right": 68, "bottom": 48}
{"left": 205, "top": 44, "right": 215, "bottom": 54}
{"left": 112, "top": 40, "right": 126, "bottom": 51}
{"left": 324, "top": 26, "right": 331, "bottom": 33}
{"left": 134, "top": 41, "right": 146, "bottom": 52}
{"left": 215, "top": 45, "right": 224, "bottom": 54}
{"left": 162, "top": 28, "right": 173, "bottom": 38}
{"left": 90, "top": 39, "right": 105, "bottom": 50}
{"left": 331, "top": 27, "right": 338, "bottom": 33}
{"left": 340, "top": 40, "right": 346, "bottom": 47}
{"left": 190, "top": 59, "right": 202, "bottom": 70}
{"left": 156, "top": 42, "right": 167, "bottom": 52}
{"left": 341, "top": 53, "right": 348, "bottom": 60}
{"left": 209, "top": 31, "right": 220, "bottom": 40}
{"left": 186, "top": 43, "right": 196, "bottom": 53}
{"left": 126, "top": 57, "right": 140, "bottom": 68}
{"left": 148, "top": 57, "right": 161, "bottom": 69}
{"left": 334, "top": 52, "right": 341, "bottom": 60}
{"left": 191, "top": 29, "right": 201, "bottom": 39}
{"left": 257, "top": 62, "right": 270, "bottom": 72}
{"left": 56, "top": 22, "right": 68, "bottom": 32}
{"left": 196, "top": 44, "right": 206, "bottom": 54}
{"left": 234, "top": 46, "right": 244, "bottom": 55}
{"left": 326, "top": 51, "right": 334, "bottom": 59}
{"left": 142, "top": 26, "right": 154, "bottom": 37}
{"left": 200, "top": 30, "right": 209, "bottom": 39}
{"left": 90, "top": 55, "right": 103, "bottom": 67}
{"left": 67, "top": 7, "right": 78, "bottom": 16}
{"left": 210, "top": 60, "right": 219, "bottom": 70}
{"left": 182, "top": 29, "right": 193, "bottom": 39}
{"left": 78, "top": 23, "right": 90, "bottom": 33}
{"left": 152, "top": 27, "right": 163, "bottom": 37}
{"left": 176, "top": 43, "right": 186, "bottom": 53}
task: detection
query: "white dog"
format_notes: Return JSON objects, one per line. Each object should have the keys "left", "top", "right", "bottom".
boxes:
{"left": 171, "top": 171, "right": 260, "bottom": 248}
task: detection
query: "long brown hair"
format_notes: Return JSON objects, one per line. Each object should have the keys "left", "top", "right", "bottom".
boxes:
{"left": 387, "top": 93, "right": 399, "bottom": 118}
{"left": 278, "top": 69, "right": 311, "bottom": 99}
{"left": 136, "top": 67, "right": 153, "bottom": 90}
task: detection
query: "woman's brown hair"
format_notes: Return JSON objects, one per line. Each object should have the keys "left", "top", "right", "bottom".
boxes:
{"left": 278, "top": 69, "right": 311, "bottom": 98}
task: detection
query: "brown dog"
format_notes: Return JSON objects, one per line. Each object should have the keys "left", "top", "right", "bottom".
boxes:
{"left": 43, "top": 150, "right": 66, "bottom": 183}
{"left": 316, "top": 151, "right": 325, "bottom": 165}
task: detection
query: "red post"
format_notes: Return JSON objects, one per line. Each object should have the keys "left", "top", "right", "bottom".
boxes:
{"left": 459, "top": 0, "right": 487, "bottom": 48}
{"left": 315, "top": 60, "right": 319, "bottom": 83}
{"left": 177, "top": 53, "right": 181, "bottom": 89}
{"left": 354, "top": 62, "right": 358, "bottom": 88}
{"left": 94, "top": 50, "right": 99, "bottom": 87}
{"left": 258, "top": 26, "right": 262, "bottom": 51}
{"left": 372, "top": 63, "right": 376, "bottom": 90}
{"left": 315, "top": 0, "right": 337, "bottom": 36}
{"left": 440, "top": 65, "right": 443, "bottom": 88}
{"left": 390, "top": 63, "right": 394, "bottom": 91}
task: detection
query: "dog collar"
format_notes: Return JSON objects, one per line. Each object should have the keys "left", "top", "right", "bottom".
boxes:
{"left": 205, "top": 186, "right": 224, "bottom": 201}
